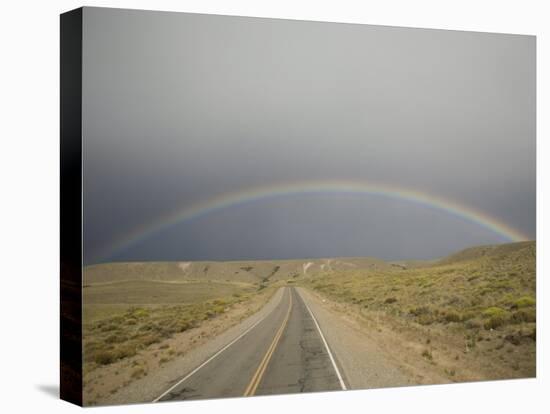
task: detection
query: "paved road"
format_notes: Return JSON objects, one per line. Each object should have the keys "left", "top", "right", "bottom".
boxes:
{"left": 155, "top": 287, "right": 346, "bottom": 402}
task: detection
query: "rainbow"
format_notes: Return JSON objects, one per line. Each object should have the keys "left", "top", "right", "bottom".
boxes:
{"left": 95, "top": 179, "right": 530, "bottom": 261}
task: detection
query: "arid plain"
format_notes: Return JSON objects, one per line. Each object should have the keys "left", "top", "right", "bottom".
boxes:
{"left": 82, "top": 241, "right": 535, "bottom": 405}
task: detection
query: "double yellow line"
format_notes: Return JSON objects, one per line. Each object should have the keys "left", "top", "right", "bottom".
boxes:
{"left": 243, "top": 289, "right": 293, "bottom": 396}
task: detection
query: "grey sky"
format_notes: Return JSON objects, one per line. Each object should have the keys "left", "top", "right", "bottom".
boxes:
{"left": 82, "top": 7, "right": 535, "bottom": 265}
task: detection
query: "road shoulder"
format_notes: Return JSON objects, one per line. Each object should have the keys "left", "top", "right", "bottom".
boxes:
{"left": 297, "top": 287, "right": 426, "bottom": 390}
{"left": 93, "top": 287, "right": 284, "bottom": 406}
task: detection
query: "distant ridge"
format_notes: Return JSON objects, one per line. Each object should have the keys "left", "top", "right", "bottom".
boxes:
{"left": 83, "top": 257, "right": 392, "bottom": 285}
{"left": 437, "top": 241, "right": 535, "bottom": 266}
{"left": 84, "top": 241, "right": 535, "bottom": 285}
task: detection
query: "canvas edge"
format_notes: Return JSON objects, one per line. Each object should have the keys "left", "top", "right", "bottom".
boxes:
{"left": 60, "top": 6, "right": 83, "bottom": 407}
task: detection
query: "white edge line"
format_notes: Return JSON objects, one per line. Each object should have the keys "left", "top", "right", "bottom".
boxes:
{"left": 152, "top": 288, "right": 286, "bottom": 403}
{"left": 299, "top": 290, "right": 348, "bottom": 391}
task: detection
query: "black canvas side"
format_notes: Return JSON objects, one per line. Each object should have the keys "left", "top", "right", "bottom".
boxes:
{"left": 60, "top": 7, "right": 83, "bottom": 406}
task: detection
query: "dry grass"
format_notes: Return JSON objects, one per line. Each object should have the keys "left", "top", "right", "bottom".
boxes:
{"left": 82, "top": 282, "right": 279, "bottom": 405}
{"left": 82, "top": 241, "right": 535, "bottom": 403}
{"left": 84, "top": 280, "right": 248, "bottom": 306}
{"left": 83, "top": 280, "right": 256, "bottom": 374}
{"left": 301, "top": 241, "right": 536, "bottom": 380}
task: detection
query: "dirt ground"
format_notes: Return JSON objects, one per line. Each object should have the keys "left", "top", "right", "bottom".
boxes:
{"left": 304, "top": 288, "right": 535, "bottom": 388}
{"left": 83, "top": 286, "right": 279, "bottom": 405}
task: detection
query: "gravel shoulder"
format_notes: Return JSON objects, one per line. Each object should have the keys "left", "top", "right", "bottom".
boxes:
{"left": 95, "top": 287, "right": 284, "bottom": 406}
{"left": 297, "top": 287, "right": 417, "bottom": 390}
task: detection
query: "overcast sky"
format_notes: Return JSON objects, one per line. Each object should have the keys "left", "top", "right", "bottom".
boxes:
{"left": 82, "top": 7, "right": 535, "bottom": 265}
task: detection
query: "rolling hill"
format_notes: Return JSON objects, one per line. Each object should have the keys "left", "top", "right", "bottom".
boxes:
{"left": 83, "top": 256, "right": 394, "bottom": 285}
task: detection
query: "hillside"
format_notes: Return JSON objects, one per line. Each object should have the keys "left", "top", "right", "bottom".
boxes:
{"left": 303, "top": 241, "right": 536, "bottom": 381}
{"left": 437, "top": 241, "right": 535, "bottom": 266}
{"left": 82, "top": 241, "right": 536, "bottom": 403}
{"left": 83, "top": 256, "right": 393, "bottom": 285}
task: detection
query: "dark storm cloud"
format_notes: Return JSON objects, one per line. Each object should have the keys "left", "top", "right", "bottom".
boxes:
{"left": 82, "top": 7, "right": 535, "bottom": 264}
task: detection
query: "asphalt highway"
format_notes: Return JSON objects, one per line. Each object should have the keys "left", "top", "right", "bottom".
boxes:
{"left": 155, "top": 287, "right": 346, "bottom": 402}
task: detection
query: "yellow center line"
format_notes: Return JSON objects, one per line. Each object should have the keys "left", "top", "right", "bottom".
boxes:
{"left": 243, "top": 288, "right": 293, "bottom": 397}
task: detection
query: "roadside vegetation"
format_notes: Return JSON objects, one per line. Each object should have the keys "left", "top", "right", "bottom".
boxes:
{"left": 83, "top": 281, "right": 256, "bottom": 373}
{"left": 302, "top": 241, "right": 536, "bottom": 380}
{"left": 82, "top": 242, "right": 535, "bottom": 403}
{"left": 82, "top": 279, "right": 270, "bottom": 405}
{"left": 82, "top": 256, "right": 301, "bottom": 405}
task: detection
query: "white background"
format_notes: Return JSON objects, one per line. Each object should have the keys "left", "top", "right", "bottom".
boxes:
{"left": 0, "top": 0, "right": 547, "bottom": 412}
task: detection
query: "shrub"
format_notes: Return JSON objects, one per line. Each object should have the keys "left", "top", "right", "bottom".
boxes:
{"left": 409, "top": 306, "right": 430, "bottom": 316}
{"left": 105, "top": 333, "right": 128, "bottom": 344}
{"left": 461, "top": 311, "right": 476, "bottom": 321}
{"left": 131, "top": 367, "right": 146, "bottom": 379}
{"left": 94, "top": 351, "right": 116, "bottom": 365}
{"left": 482, "top": 307, "right": 507, "bottom": 318}
{"left": 138, "top": 322, "right": 156, "bottom": 332}
{"left": 108, "top": 315, "right": 125, "bottom": 324}
{"left": 177, "top": 320, "right": 192, "bottom": 332}
{"left": 465, "top": 319, "right": 481, "bottom": 329}
{"left": 421, "top": 349, "right": 433, "bottom": 360}
{"left": 205, "top": 310, "right": 217, "bottom": 319}
{"left": 213, "top": 305, "right": 226, "bottom": 314}
{"left": 504, "top": 333, "right": 522, "bottom": 346}
{"left": 465, "top": 332, "right": 478, "bottom": 349}
{"left": 484, "top": 314, "right": 509, "bottom": 330}
{"left": 100, "top": 323, "right": 118, "bottom": 333}
{"left": 512, "top": 296, "right": 535, "bottom": 309}
{"left": 443, "top": 311, "right": 461, "bottom": 323}
{"left": 510, "top": 308, "right": 536, "bottom": 323}
{"left": 131, "top": 308, "right": 150, "bottom": 318}
{"left": 418, "top": 314, "right": 435, "bottom": 325}
{"left": 445, "top": 368, "right": 456, "bottom": 377}
{"left": 140, "top": 333, "right": 161, "bottom": 347}
{"left": 111, "top": 344, "right": 137, "bottom": 361}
